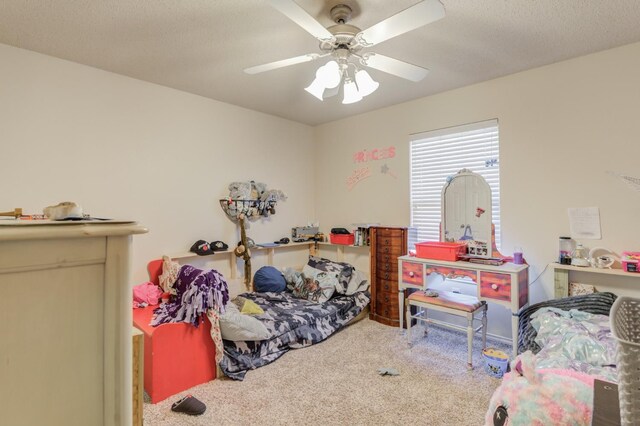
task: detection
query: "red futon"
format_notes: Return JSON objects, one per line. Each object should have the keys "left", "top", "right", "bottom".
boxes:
{"left": 132, "top": 259, "right": 217, "bottom": 403}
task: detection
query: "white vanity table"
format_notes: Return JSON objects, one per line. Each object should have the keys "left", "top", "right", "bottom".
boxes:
{"left": 398, "top": 256, "right": 528, "bottom": 350}
{"left": 0, "top": 220, "right": 146, "bottom": 426}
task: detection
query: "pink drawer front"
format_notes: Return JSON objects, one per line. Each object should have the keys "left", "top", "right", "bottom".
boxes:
{"left": 401, "top": 262, "right": 423, "bottom": 286}
{"left": 479, "top": 271, "right": 511, "bottom": 302}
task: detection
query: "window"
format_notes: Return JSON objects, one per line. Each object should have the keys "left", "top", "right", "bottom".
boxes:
{"left": 410, "top": 119, "right": 500, "bottom": 249}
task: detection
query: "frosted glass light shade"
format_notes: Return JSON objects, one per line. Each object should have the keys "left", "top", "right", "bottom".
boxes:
{"left": 304, "top": 77, "right": 325, "bottom": 100}
{"left": 342, "top": 79, "right": 363, "bottom": 104}
{"left": 318, "top": 60, "right": 341, "bottom": 89}
{"left": 355, "top": 69, "right": 379, "bottom": 97}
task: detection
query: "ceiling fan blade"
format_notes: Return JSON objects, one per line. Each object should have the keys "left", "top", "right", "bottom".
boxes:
{"left": 355, "top": 0, "right": 445, "bottom": 47}
{"left": 268, "top": 0, "right": 334, "bottom": 41}
{"left": 362, "top": 53, "right": 429, "bottom": 82}
{"left": 244, "top": 53, "right": 322, "bottom": 74}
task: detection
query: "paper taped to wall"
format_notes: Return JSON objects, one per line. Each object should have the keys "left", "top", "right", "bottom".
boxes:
{"left": 568, "top": 207, "right": 602, "bottom": 240}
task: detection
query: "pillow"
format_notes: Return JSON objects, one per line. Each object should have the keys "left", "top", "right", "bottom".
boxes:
{"left": 253, "top": 266, "right": 286, "bottom": 293}
{"left": 292, "top": 269, "right": 338, "bottom": 303}
{"left": 344, "top": 269, "right": 370, "bottom": 295}
{"left": 306, "top": 256, "right": 354, "bottom": 294}
{"left": 240, "top": 299, "right": 264, "bottom": 315}
{"left": 219, "top": 303, "right": 270, "bottom": 341}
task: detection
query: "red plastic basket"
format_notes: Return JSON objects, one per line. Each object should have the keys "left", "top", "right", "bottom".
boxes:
{"left": 330, "top": 233, "right": 354, "bottom": 245}
{"left": 415, "top": 241, "right": 467, "bottom": 261}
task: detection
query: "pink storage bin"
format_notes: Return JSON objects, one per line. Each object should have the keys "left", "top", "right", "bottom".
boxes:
{"left": 621, "top": 251, "right": 640, "bottom": 273}
{"left": 415, "top": 241, "right": 467, "bottom": 261}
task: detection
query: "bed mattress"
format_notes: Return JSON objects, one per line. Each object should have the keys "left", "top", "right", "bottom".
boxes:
{"left": 220, "top": 290, "right": 370, "bottom": 380}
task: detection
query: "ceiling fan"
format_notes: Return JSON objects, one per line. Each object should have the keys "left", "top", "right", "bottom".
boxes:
{"left": 244, "top": 0, "right": 446, "bottom": 104}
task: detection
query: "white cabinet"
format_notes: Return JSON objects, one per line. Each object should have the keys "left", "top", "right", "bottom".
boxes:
{"left": 0, "top": 221, "right": 146, "bottom": 426}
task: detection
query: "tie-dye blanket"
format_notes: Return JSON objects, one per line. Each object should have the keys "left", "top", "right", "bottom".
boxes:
{"left": 220, "top": 290, "right": 370, "bottom": 380}
{"left": 151, "top": 264, "right": 229, "bottom": 328}
{"left": 531, "top": 307, "right": 617, "bottom": 382}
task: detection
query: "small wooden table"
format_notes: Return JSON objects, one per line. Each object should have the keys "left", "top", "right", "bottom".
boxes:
{"left": 398, "top": 255, "right": 529, "bottom": 350}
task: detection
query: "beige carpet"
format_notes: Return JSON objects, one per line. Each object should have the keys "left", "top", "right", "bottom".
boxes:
{"left": 143, "top": 318, "right": 508, "bottom": 425}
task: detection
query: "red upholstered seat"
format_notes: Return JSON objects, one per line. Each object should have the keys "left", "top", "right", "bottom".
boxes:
{"left": 408, "top": 290, "right": 483, "bottom": 312}
{"left": 132, "top": 260, "right": 217, "bottom": 403}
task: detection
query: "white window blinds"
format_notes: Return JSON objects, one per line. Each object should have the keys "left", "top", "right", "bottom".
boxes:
{"left": 410, "top": 119, "right": 500, "bottom": 249}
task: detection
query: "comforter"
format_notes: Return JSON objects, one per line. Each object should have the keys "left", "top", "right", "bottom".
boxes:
{"left": 530, "top": 307, "right": 617, "bottom": 382}
{"left": 220, "top": 290, "right": 370, "bottom": 380}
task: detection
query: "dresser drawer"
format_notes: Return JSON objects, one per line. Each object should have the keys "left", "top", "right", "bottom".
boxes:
{"left": 401, "top": 261, "right": 423, "bottom": 286}
{"left": 376, "top": 252, "right": 397, "bottom": 265}
{"left": 376, "top": 261, "right": 398, "bottom": 275}
{"left": 375, "top": 291, "right": 399, "bottom": 319}
{"left": 375, "top": 228, "right": 405, "bottom": 239}
{"left": 479, "top": 271, "right": 511, "bottom": 302}
{"left": 377, "top": 244, "right": 402, "bottom": 256}
{"left": 376, "top": 269, "right": 396, "bottom": 282}
{"left": 377, "top": 279, "right": 398, "bottom": 293}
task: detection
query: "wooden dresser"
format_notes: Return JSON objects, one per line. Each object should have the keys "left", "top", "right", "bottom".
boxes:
{"left": 0, "top": 220, "right": 146, "bottom": 426}
{"left": 369, "top": 226, "right": 411, "bottom": 326}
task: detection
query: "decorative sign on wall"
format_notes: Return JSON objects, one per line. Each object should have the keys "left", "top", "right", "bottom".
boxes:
{"left": 346, "top": 167, "right": 372, "bottom": 191}
{"left": 352, "top": 146, "right": 396, "bottom": 163}
{"left": 346, "top": 145, "right": 398, "bottom": 190}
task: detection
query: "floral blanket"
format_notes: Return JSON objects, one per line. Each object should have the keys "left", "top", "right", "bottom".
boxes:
{"left": 220, "top": 290, "right": 370, "bottom": 380}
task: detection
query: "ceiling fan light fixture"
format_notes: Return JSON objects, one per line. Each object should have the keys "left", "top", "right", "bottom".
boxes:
{"left": 318, "top": 60, "right": 342, "bottom": 89}
{"left": 342, "top": 79, "right": 362, "bottom": 104}
{"left": 304, "top": 77, "right": 326, "bottom": 100}
{"left": 355, "top": 69, "right": 379, "bottom": 97}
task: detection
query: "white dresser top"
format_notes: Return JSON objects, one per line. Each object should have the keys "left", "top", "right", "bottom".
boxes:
{"left": 0, "top": 219, "right": 147, "bottom": 241}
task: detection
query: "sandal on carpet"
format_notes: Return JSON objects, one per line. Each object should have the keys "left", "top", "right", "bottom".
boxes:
{"left": 171, "top": 395, "right": 206, "bottom": 416}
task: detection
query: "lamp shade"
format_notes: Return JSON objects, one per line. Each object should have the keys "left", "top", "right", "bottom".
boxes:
{"left": 318, "top": 60, "right": 342, "bottom": 89}
{"left": 355, "top": 69, "right": 379, "bottom": 97}
{"left": 342, "top": 79, "right": 363, "bottom": 104}
{"left": 305, "top": 77, "right": 325, "bottom": 100}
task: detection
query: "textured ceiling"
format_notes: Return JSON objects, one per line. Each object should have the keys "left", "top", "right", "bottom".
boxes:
{"left": 2, "top": 1, "right": 640, "bottom": 125}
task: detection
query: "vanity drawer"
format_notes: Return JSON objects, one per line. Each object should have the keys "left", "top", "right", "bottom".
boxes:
{"left": 479, "top": 272, "right": 511, "bottom": 302}
{"left": 401, "top": 261, "right": 423, "bottom": 286}
{"left": 425, "top": 265, "right": 477, "bottom": 282}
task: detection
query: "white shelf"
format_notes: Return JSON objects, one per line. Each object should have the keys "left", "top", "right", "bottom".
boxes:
{"left": 317, "top": 242, "right": 371, "bottom": 249}
{"left": 551, "top": 263, "right": 640, "bottom": 278}
{"left": 169, "top": 241, "right": 315, "bottom": 260}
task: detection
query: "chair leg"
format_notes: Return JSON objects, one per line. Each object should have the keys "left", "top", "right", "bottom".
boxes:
{"left": 481, "top": 306, "right": 488, "bottom": 350}
{"left": 467, "top": 314, "right": 473, "bottom": 369}
{"left": 406, "top": 304, "right": 413, "bottom": 346}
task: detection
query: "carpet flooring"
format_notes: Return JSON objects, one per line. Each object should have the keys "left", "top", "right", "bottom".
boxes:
{"left": 143, "top": 318, "right": 509, "bottom": 425}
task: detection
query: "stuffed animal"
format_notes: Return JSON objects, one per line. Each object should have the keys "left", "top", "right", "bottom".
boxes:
{"left": 250, "top": 181, "right": 267, "bottom": 200}
{"left": 228, "top": 182, "right": 252, "bottom": 200}
{"left": 260, "top": 189, "right": 287, "bottom": 203}
{"left": 484, "top": 352, "right": 594, "bottom": 426}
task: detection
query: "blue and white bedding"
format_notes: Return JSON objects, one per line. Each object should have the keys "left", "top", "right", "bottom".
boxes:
{"left": 530, "top": 307, "right": 617, "bottom": 382}
{"left": 219, "top": 290, "right": 370, "bottom": 380}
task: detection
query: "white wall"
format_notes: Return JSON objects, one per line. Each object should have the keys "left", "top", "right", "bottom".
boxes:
{"left": 314, "top": 41, "right": 640, "bottom": 338}
{"left": 0, "top": 43, "right": 315, "bottom": 284}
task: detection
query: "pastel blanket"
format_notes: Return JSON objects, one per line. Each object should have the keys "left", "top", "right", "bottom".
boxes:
{"left": 151, "top": 265, "right": 229, "bottom": 328}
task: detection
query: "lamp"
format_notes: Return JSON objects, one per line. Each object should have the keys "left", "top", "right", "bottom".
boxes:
{"left": 355, "top": 69, "right": 379, "bottom": 97}
{"left": 342, "top": 78, "right": 362, "bottom": 104}
{"left": 305, "top": 60, "right": 378, "bottom": 104}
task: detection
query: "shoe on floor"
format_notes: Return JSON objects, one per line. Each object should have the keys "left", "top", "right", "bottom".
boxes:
{"left": 171, "top": 395, "right": 206, "bottom": 416}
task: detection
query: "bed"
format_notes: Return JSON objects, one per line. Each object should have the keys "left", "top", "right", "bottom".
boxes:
{"left": 485, "top": 292, "right": 619, "bottom": 425}
{"left": 219, "top": 289, "right": 370, "bottom": 380}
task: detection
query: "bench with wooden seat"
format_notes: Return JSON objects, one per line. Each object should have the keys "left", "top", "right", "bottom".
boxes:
{"left": 406, "top": 289, "right": 487, "bottom": 369}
